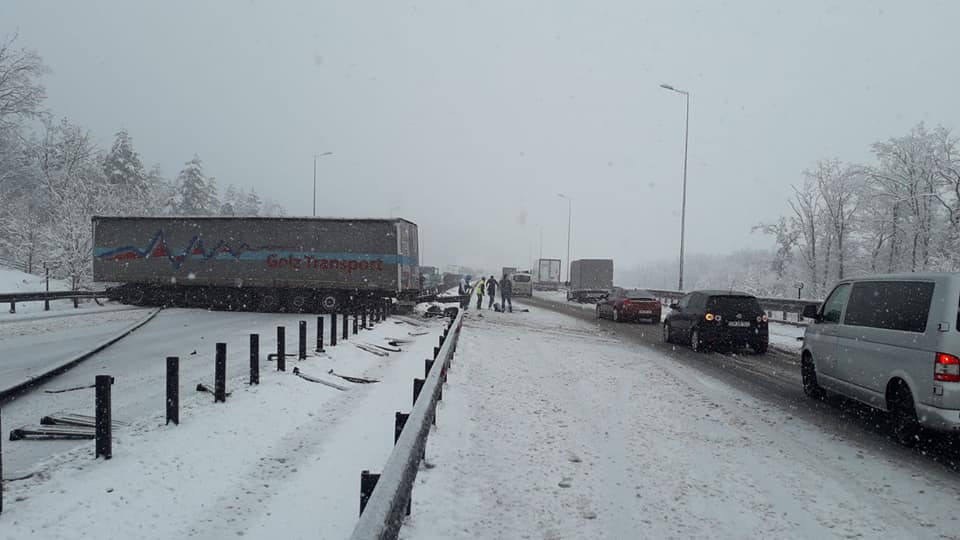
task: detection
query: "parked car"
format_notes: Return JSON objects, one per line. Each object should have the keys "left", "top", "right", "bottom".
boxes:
{"left": 662, "top": 290, "right": 768, "bottom": 354}
{"left": 800, "top": 273, "right": 960, "bottom": 444}
{"left": 510, "top": 272, "right": 533, "bottom": 297}
{"left": 597, "top": 288, "right": 661, "bottom": 323}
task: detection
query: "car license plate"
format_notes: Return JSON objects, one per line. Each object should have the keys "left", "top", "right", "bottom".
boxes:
{"left": 728, "top": 321, "right": 750, "bottom": 327}
{"left": 637, "top": 310, "right": 652, "bottom": 315}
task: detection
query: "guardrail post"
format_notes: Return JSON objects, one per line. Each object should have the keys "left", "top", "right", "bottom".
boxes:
{"left": 43, "top": 265, "right": 50, "bottom": 311}
{"left": 316, "top": 317, "right": 325, "bottom": 353}
{"left": 1, "top": 408, "right": 4, "bottom": 514}
{"left": 360, "top": 470, "right": 380, "bottom": 516}
{"left": 8, "top": 300, "right": 13, "bottom": 314}
{"left": 277, "top": 327, "right": 286, "bottom": 372}
{"left": 433, "top": 346, "right": 439, "bottom": 360}
{"left": 250, "top": 334, "right": 260, "bottom": 385}
{"left": 353, "top": 313, "right": 359, "bottom": 335}
{"left": 166, "top": 357, "right": 179, "bottom": 425}
{"left": 299, "top": 321, "right": 307, "bottom": 360}
{"left": 413, "top": 378, "right": 424, "bottom": 405}
{"left": 215, "top": 343, "right": 227, "bottom": 403}
{"left": 73, "top": 296, "right": 79, "bottom": 309}
{"left": 331, "top": 313, "right": 338, "bottom": 347}
{"left": 95, "top": 375, "right": 112, "bottom": 459}
{"left": 394, "top": 411, "right": 411, "bottom": 516}
{"left": 342, "top": 313, "right": 349, "bottom": 341}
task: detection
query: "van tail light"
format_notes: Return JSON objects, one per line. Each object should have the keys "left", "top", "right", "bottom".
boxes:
{"left": 757, "top": 315, "right": 768, "bottom": 323}
{"left": 705, "top": 313, "right": 716, "bottom": 321}
{"left": 934, "top": 352, "right": 960, "bottom": 382}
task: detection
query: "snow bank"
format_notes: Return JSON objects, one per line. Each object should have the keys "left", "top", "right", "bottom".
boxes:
{"left": 0, "top": 265, "right": 103, "bottom": 316}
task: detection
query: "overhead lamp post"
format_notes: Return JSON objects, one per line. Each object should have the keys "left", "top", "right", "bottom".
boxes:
{"left": 659, "top": 83, "right": 690, "bottom": 291}
{"left": 557, "top": 193, "right": 571, "bottom": 285}
{"left": 312, "top": 151, "right": 334, "bottom": 217}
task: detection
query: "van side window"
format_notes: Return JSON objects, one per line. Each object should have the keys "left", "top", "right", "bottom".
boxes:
{"left": 821, "top": 284, "right": 851, "bottom": 324}
{"left": 677, "top": 294, "right": 691, "bottom": 309}
{"left": 844, "top": 281, "right": 934, "bottom": 333}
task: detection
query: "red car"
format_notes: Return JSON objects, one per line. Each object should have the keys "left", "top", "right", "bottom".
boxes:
{"left": 596, "top": 288, "right": 662, "bottom": 323}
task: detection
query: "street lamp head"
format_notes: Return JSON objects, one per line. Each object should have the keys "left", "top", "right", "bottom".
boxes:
{"left": 320, "top": 151, "right": 334, "bottom": 157}
{"left": 659, "top": 83, "right": 675, "bottom": 90}
{"left": 557, "top": 193, "right": 567, "bottom": 199}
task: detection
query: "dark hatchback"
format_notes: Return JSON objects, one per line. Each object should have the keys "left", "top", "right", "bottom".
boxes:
{"left": 662, "top": 290, "right": 769, "bottom": 354}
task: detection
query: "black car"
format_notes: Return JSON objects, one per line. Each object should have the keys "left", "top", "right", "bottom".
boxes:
{"left": 662, "top": 290, "right": 768, "bottom": 354}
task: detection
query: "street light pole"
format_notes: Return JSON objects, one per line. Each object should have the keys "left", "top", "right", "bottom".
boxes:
{"left": 312, "top": 151, "right": 334, "bottom": 217}
{"left": 557, "top": 193, "right": 571, "bottom": 285}
{"left": 660, "top": 83, "right": 690, "bottom": 291}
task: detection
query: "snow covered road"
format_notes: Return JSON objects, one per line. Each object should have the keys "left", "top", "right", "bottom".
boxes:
{"left": 1, "top": 309, "right": 450, "bottom": 539}
{"left": 403, "top": 304, "right": 960, "bottom": 539}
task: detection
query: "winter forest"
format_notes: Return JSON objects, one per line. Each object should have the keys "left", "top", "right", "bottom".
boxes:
{"left": 629, "top": 122, "right": 960, "bottom": 299}
{"left": 0, "top": 34, "right": 284, "bottom": 289}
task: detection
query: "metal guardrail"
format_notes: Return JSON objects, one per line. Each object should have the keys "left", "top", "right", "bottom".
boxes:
{"left": 350, "top": 307, "right": 464, "bottom": 540}
{"left": 1, "top": 290, "right": 111, "bottom": 313}
{"left": 642, "top": 288, "right": 820, "bottom": 326}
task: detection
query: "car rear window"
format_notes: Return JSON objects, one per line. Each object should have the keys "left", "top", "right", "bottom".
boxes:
{"left": 843, "top": 281, "right": 934, "bottom": 333}
{"left": 707, "top": 296, "right": 762, "bottom": 315}
{"left": 513, "top": 275, "right": 530, "bottom": 283}
{"left": 626, "top": 290, "right": 655, "bottom": 300}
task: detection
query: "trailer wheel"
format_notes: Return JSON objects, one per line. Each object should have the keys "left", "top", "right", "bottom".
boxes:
{"left": 321, "top": 295, "right": 338, "bottom": 312}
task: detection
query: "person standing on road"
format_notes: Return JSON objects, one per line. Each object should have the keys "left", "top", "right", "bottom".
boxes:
{"left": 500, "top": 274, "right": 513, "bottom": 313}
{"left": 476, "top": 276, "right": 486, "bottom": 310}
{"left": 486, "top": 275, "right": 498, "bottom": 309}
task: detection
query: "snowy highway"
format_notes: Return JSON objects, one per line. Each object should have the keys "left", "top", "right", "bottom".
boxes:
{"left": 404, "top": 299, "right": 960, "bottom": 539}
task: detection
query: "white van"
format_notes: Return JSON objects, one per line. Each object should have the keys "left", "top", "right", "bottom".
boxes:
{"left": 801, "top": 273, "right": 960, "bottom": 444}
{"left": 509, "top": 272, "right": 533, "bottom": 298}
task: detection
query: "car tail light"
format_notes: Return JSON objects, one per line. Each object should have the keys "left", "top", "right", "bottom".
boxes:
{"left": 705, "top": 313, "right": 715, "bottom": 321}
{"left": 934, "top": 352, "right": 960, "bottom": 382}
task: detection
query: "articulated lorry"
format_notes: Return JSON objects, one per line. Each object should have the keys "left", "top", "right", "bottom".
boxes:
{"left": 92, "top": 216, "right": 420, "bottom": 312}
{"left": 567, "top": 259, "right": 614, "bottom": 302}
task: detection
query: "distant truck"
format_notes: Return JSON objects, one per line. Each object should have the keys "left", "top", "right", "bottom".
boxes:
{"left": 534, "top": 258, "right": 562, "bottom": 291}
{"left": 92, "top": 216, "right": 420, "bottom": 312}
{"left": 501, "top": 266, "right": 517, "bottom": 278}
{"left": 567, "top": 259, "right": 614, "bottom": 302}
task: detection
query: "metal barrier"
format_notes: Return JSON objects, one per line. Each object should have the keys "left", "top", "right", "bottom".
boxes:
{"left": 350, "top": 308, "right": 464, "bottom": 540}
{"left": 1, "top": 290, "right": 109, "bottom": 313}
{"left": 642, "top": 288, "right": 820, "bottom": 327}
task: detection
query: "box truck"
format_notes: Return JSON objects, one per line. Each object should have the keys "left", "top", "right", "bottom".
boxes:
{"left": 567, "top": 259, "right": 614, "bottom": 302}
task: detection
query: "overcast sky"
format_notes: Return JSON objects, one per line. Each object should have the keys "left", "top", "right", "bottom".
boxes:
{"left": 4, "top": 1, "right": 958, "bottom": 275}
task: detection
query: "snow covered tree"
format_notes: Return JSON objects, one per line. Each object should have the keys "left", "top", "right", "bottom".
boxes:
{"left": 219, "top": 184, "right": 238, "bottom": 216}
{"left": 103, "top": 128, "right": 147, "bottom": 199}
{"left": 174, "top": 155, "right": 218, "bottom": 215}
{"left": 0, "top": 32, "right": 48, "bottom": 130}
{"left": 239, "top": 188, "right": 263, "bottom": 215}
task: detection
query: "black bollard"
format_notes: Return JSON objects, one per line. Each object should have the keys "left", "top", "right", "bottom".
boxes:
{"left": 215, "top": 343, "right": 227, "bottom": 403}
{"left": 353, "top": 314, "right": 359, "bottom": 335}
{"left": 316, "top": 316, "right": 325, "bottom": 353}
{"left": 277, "top": 326, "right": 286, "bottom": 372}
{"left": 299, "top": 321, "right": 307, "bottom": 360}
{"left": 360, "top": 470, "right": 380, "bottom": 517}
{"left": 433, "top": 346, "right": 439, "bottom": 359}
{"left": 250, "top": 334, "right": 260, "bottom": 385}
{"left": 361, "top": 309, "right": 367, "bottom": 329}
{"left": 342, "top": 312, "right": 349, "bottom": 341}
{"left": 425, "top": 359, "right": 434, "bottom": 378}
{"left": 166, "top": 357, "right": 179, "bottom": 425}
{"left": 95, "top": 375, "right": 112, "bottom": 459}
{"left": 331, "top": 313, "right": 338, "bottom": 347}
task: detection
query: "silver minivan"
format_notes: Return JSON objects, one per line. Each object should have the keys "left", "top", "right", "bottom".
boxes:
{"left": 801, "top": 273, "right": 960, "bottom": 443}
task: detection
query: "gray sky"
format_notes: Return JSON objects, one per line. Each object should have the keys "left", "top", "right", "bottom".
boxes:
{"left": 4, "top": 1, "right": 958, "bottom": 274}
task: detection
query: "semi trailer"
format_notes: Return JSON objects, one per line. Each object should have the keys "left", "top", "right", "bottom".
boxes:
{"left": 92, "top": 216, "right": 420, "bottom": 312}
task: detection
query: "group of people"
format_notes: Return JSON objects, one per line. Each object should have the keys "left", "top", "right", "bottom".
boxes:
{"left": 458, "top": 274, "right": 513, "bottom": 313}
